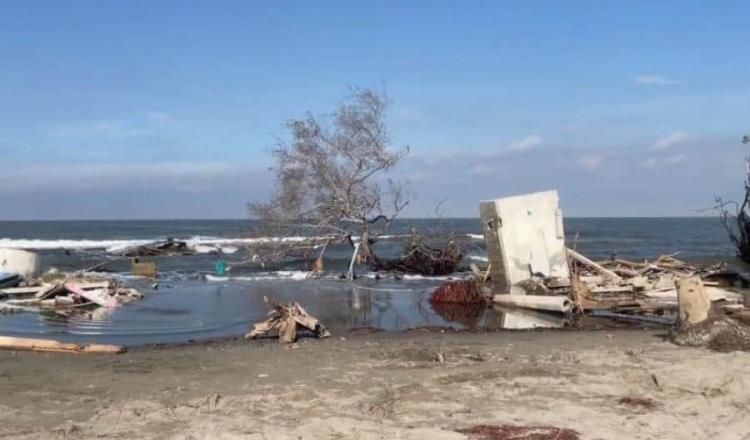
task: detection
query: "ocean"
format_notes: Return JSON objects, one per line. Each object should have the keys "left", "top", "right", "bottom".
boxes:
{"left": 0, "top": 217, "right": 740, "bottom": 346}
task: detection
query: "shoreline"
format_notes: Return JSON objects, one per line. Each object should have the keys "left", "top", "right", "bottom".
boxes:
{"left": 2, "top": 329, "right": 747, "bottom": 439}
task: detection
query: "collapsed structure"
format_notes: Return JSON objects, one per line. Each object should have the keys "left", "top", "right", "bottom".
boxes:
{"left": 478, "top": 190, "right": 748, "bottom": 327}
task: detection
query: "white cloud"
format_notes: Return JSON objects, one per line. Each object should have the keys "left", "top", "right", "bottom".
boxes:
{"left": 577, "top": 154, "right": 605, "bottom": 171}
{"left": 650, "top": 131, "right": 690, "bottom": 151}
{"left": 507, "top": 135, "right": 543, "bottom": 152}
{"left": 632, "top": 75, "right": 679, "bottom": 86}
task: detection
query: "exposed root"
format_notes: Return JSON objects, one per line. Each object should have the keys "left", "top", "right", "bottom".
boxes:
{"left": 430, "top": 280, "right": 486, "bottom": 304}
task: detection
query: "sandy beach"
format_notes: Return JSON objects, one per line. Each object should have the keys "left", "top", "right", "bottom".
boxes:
{"left": 1, "top": 329, "right": 748, "bottom": 440}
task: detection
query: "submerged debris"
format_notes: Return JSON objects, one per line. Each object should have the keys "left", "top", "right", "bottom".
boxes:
{"left": 0, "top": 278, "right": 144, "bottom": 314}
{"left": 116, "top": 238, "right": 192, "bottom": 257}
{"left": 246, "top": 296, "right": 330, "bottom": 344}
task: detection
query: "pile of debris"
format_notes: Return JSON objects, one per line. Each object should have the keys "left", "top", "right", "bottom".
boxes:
{"left": 567, "top": 249, "right": 746, "bottom": 318}
{"left": 0, "top": 279, "right": 143, "bottom": 314}
{"left": 247, "top": 296, "right": 330, "bottom": 344}
{"left": 0, "top": 248, "right": 144, "bottom": 315}
{"left": 475, "top": 190, "right": 749, "bottom": 331}
{"left": 115, "top": 238, "right": 193, "bottom": 257}
{"left": 372, "top": 238, "right": 463, "bottom": 276}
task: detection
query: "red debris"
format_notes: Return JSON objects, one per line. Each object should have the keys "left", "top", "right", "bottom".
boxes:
{"left": 430, "top": 280, "right": 486, "bottom": 304}
{"left": 457, "top": 424, "right": 581, "bottom": 440}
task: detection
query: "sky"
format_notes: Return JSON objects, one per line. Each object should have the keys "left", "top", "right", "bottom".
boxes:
{"left": 1, "top": 0, "right": 749, "bottom": 219}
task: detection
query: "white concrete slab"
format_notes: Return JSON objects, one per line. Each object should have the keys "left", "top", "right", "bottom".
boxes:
{"left": 479, "top": 190, "right": 569, "bottom": 293}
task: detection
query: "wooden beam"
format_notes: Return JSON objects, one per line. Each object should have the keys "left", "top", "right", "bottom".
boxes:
{"left": 567, "top": 248, "right": 623, "bottom": 283}
{"left": 0, "top": 336, "right": 124, "bottom": 354}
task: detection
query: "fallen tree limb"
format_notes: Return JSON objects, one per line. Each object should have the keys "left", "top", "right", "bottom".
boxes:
{"left": 246, "top": 296, "right": 330, "bottom": 344}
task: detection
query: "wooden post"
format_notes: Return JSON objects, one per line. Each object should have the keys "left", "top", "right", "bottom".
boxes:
{"left": 676, "top": 277, "right": 710, "bottom": 325}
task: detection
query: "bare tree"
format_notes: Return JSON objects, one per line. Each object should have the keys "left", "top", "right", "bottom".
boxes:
{"left": 248, "top": 87, "right": 409, "bottom": 275}
{"left": 716, "top": 134, "right": 750, "bottom": 263}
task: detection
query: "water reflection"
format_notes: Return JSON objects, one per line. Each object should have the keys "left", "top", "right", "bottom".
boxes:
{"left": 0, "top": 279, "right": 568, "bottom": 346}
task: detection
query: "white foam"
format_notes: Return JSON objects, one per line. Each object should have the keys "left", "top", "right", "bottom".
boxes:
{"left": 0, "top": 238, "right": 154, "bottom": 251}
{"left": 0, "top": 233, "right": 481, "bottom": 251}
{"left": 0, "top": 235, "right": 313, "bottom": 252}
{"left": 467, "top": 255, "right": 489, "bottom": 262}
{"left": 206, "top": 271, "right": 315, "bottom": 282}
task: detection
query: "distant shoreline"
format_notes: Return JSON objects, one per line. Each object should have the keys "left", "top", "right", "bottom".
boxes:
{"left": 0, "top": 215, "right": 722, "bottom": 222}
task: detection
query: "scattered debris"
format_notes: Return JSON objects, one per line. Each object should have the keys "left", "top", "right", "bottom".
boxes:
{"left": 0, "top": 278, "right": 144, "bottom": 315}
{"left": 116, "top": 238, "right": 192, "bottom": 257}
{"left": 0, "top": 336, "right": 124, "bottom": 354}
{"left": 474, "top": 191, "right": 748, "bottom": 331}
{"left": 371, "top": 233, "right": 463, "bottom": 276}
{"left": 456, "top": 424, "right": 580, "bottom": 440}
{"left": 246, "top": 296, "right": 330, "bottom": 344}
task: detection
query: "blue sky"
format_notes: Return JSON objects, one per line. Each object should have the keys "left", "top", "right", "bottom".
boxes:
{"left": 1, "top": 0, "right": 749, "bottom": 219}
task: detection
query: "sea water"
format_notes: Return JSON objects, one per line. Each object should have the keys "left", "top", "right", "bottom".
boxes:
{"left": 0, "top": 218, "right": 738, "bottom": 346}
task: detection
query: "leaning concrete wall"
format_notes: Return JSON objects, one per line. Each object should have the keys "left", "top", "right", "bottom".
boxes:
{"left": 0, "top": 248, "right": 41, "bottom": 278}
{"left": 479, "top": 190, "right": 568, "bottom": 293}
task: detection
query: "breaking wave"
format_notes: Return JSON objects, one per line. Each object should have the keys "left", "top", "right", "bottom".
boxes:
{"left": 0, "top": 233, "right": 478, "bottom": 252}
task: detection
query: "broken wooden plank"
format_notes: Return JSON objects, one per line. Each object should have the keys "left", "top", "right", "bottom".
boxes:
{"left": 64, "top": 282, "right": 117, "bottom": 307}
{"left": 567, "top": 248, "right": 623, "bottom": 283}
{"left": 0, "top": 336, "right": 124, "bottom": 354}
{"left": 0, "top": 285, "right": 46, "bottom": 296}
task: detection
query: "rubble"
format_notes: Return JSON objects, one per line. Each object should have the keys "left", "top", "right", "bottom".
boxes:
{"left": 246, "top": 296, "right": 330, "bottom": 344}
{"left": 115, "top": 238, "right": 192, "bottom": 257}
{"left": 0, "top": 277, "right": 144, "bottom": 314}
{"left": 476, "top": 190, "right": 749, "bottom": 332}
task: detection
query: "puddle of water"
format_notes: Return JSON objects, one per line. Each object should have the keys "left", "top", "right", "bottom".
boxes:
{"left": 0, "top": 279, "right": 573, "bottom": 346}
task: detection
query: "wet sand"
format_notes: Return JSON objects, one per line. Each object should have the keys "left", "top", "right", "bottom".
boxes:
{"left": 1, "top": 329, "right": 749, "bottom": 439}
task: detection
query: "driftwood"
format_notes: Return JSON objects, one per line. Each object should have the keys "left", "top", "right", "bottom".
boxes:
{"left": 246, "top": 296, "right": 330, "bottom": 344}
{"left": 0, "top": 336, "right": 124, "bottom": 354}
{"left": 372, "top": 239, "right": 462, "bottom": 276}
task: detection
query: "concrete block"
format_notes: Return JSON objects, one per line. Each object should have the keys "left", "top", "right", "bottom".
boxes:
{"left": 0, "top": 248, "right": 41, "bottom": 278}
{"left": 479, "top": 190, "right": 569, "bottom": 293}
